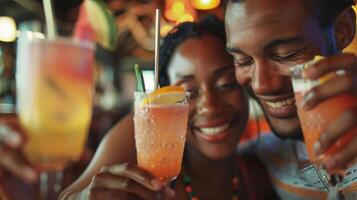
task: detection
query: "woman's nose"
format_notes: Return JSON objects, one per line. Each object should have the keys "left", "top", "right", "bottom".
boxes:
{"left": 196, "top": 87, "right": 223, "bottom": 116}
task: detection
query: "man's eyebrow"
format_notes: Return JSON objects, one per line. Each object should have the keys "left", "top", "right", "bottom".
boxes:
{"left": 263, "top": 37, "right": 305, "bottom": 50}
{"left": 226, "top": 46, "right": 245, "bottom": 54}
{"left": 226, "top": 37, "right": 305, "bottom": 54}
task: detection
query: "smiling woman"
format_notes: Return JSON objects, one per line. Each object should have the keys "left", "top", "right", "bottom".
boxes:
{"left": 60, "top": 15, "right": 277, "bottom": 200}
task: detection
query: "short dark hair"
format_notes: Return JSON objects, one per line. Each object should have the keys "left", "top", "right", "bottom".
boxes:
{"left": 224, "top": 0, "right": 356, "bottom": 29}
{"left": 158, "top": 15, "right": 226, "bottom": 86}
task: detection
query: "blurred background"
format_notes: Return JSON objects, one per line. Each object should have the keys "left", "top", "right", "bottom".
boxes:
{"left": 0, "top": 0, "right": 356, "bottom": 147}
{"left": 0, "top": 0, "right": 355, "bottom": 180}
{"left": 0, "top": 0, "right": 227, "bottom": 151}
{"left": 0, "top": 0, "right": 356, "bottom": 138}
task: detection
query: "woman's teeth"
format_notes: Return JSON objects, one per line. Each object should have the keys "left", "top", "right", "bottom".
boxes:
{"left": 266, "top": 98, "right": 295, "bottom": 108}
{"left": 199, "top": 123, "right": 230, "bottom": 135}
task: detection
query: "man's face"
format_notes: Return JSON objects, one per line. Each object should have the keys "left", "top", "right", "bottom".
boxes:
{"left": 225, "top": 0, "right": 329, "bottom": 139}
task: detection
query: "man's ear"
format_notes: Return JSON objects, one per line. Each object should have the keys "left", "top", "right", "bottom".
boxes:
{"left": 334, "top": 7, "right": 356, "bottom": 51}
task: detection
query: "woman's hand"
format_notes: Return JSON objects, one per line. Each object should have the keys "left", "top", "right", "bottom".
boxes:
{"left": 64, "top": 163, "right": 175, "bottom": 200}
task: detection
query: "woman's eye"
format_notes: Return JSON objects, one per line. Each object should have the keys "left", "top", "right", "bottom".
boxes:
{"left": 177, "top": 81, "right": 198, "bottom": 99}
{"left": 233, "top": 58, "right": 254, "bottom": 67}
{"left": 216, "top": 82, "right": 239, "bottom": 91}
{"left": 184, "top": 88, "right": 199, "bottom": 99}
{"left": 179, "top": 86, "right": 199, "bottom": 99}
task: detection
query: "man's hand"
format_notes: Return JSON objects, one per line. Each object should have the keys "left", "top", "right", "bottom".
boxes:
{"left": 300, "top": 53, "right": 357, "bottom": 171}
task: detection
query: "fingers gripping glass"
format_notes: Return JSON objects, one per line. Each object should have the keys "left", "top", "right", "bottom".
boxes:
{"left": 290, "top": 57, "right": 354, "bottom": 200}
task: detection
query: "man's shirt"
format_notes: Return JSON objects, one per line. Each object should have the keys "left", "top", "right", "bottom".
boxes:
{"left": 239, "top": 130, "right": 357, "bottom": 200}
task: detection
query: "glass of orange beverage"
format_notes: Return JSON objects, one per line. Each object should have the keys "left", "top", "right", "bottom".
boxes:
{"left": 16, "top": 25, "right": 95, "bottom": 199}
{"left": 133, "top": 87, "right": 189, "bottom": 183}
{"left": 291, "top": 57, "right": 356, "bottom": 199}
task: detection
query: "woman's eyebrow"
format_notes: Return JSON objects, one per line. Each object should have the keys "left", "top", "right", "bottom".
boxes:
{"left": 174, "top": 75, "right": 195, "bottom": 86}
{"left": 175, "top": 74, "right": 195, "bottom": 80}
{"left": 213, "top": 64, "right": 234, "bottom": 76}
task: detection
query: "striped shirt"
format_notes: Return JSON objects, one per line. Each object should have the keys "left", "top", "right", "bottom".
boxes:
{"left": 239, "top": 131, "right": 357, "bottom": 200}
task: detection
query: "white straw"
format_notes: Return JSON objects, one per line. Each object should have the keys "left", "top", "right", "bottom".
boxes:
{"left": 43, "top": 0, "right": 57, "bottom": 39}
{"left": 154, "top": 9, "right": 160, "bottom": 90}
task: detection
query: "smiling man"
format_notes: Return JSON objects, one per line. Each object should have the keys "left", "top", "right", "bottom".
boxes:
{"left": 224, "top": 0, "right": 357, "bottom": 199}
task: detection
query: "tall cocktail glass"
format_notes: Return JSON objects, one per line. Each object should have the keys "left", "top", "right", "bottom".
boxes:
{"left": 291, "top": 58, "right": 356, "bottom": 199}
{"left": 133, "top": 90, "right": 189, "bottom": 183}
{"left": 16, "top": 31, "right": 95, "bottom": 199}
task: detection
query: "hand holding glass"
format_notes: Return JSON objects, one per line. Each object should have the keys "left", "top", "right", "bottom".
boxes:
{"left": 16, "top": 32, "right": 94, "bottom": 199}
{"left": 291, "top": 57, "right": 356, "bottom": 199}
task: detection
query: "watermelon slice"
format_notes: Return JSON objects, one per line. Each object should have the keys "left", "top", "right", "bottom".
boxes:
{"left": 74, "top": 0, "right": 118, "bottom": 51}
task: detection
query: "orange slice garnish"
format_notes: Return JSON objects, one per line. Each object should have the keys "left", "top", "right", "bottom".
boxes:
{"left": 141, "top": 86, "right": 186, "bottom": 106}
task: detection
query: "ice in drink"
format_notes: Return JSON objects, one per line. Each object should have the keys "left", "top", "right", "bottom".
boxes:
{"left": 134, "top": 104, "right": 188, "bottom": 181}
{"left": 291, "top": 58, "right": 356, "bottom": 167}
{"left": 295, "top": 93, "right": 356, "bottom": 164}
{"left": 133, "top": 88, "right": 189, "bottom": 182}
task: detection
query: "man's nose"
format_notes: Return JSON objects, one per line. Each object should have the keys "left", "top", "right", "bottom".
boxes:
{"left": 251, "top": 60, "right": 287, "bottom": 95}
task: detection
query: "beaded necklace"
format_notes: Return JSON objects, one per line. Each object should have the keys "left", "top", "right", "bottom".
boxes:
{"left": 182, "top": 168, "right": 240, "bottom": 200}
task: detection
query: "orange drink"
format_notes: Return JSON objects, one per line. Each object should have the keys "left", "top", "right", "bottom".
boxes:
{"left": 294, "top": 93, "right": 356, "bottom": 164}
{"left": 16, "top": 36, "right": 95, "bottom": 171}
{"left": 133, "top": 87, "right": 189, "bottom": 182}
{"left": 291, "top": 58, "right": 356, "bottom": 168}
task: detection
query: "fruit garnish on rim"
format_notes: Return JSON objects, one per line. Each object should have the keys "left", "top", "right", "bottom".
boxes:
{"left": 141, "top": 86, "right": 186, "bottom": 106}
{"left": 74, "top": 0, "right": 118, "bottom": 51}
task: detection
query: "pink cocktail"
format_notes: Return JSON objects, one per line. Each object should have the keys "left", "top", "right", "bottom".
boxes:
{"left": 133, "top": 89, "right": 189, "bottom": 182}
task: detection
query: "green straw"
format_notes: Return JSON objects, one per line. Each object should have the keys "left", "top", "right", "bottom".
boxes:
{"left": 134, "top": 64, "right": 146, "bottom": 92}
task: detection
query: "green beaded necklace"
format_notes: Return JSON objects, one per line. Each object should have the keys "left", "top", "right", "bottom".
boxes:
{"left": 182, "top": 169, "right": 241, "bottom": 200}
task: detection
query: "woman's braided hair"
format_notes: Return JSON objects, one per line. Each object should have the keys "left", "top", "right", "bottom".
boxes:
{"left": 158, "top": 15, "right": 226, "bottom": 87}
